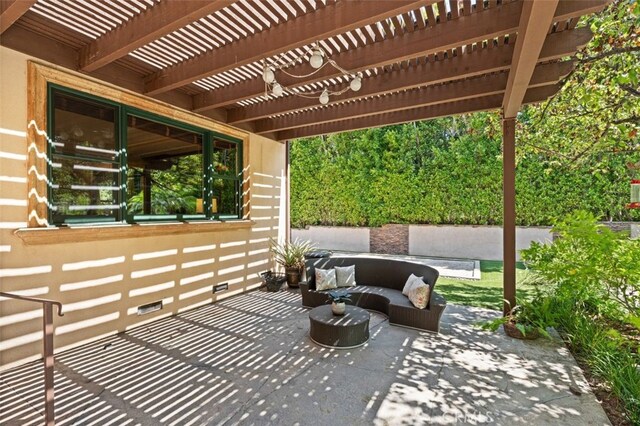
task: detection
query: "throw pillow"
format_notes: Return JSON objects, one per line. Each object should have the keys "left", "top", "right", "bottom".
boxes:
{"left": 315, "top": 268, "right": 337, "bottom": 291}
{"left": 407, "top": 283, "right": 431, "bottom": 309}
{"left": 402, "top": 273, "right": 424, "bottom": 296}
{"left": 335, "top": 265, "right": 356, "bottom": 287}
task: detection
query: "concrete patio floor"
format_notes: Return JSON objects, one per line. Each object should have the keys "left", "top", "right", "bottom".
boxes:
{"left": 0, "top": 289, "right": 609, "bottom": 425}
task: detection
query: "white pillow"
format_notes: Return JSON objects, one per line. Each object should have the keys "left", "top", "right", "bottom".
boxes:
{"left": 407, "top": 282, "right": 431, "bottom": 309}
{"left": 315, "top": 268, "right": 337, "bottom": 291}
{"left": 335, "top": 265, "right": 356, "bottom": 287}
{"left": 402, "top": 273, "right": 424, "bottom": 296}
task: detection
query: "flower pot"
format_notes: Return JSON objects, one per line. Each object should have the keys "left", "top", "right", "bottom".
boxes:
{"left": 331, "top": 301, "right": 346, "bottom": 315}
{"left": 285, "top": 266, "right": 302, "bottom": 288}
{"left": 260, "top": 271, "right": 286, "bottom": 292}
{"left": 503, "top": 322, "right": 540, "bottom": 340}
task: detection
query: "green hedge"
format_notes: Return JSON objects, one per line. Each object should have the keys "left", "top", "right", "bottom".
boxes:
{"left": 290, "top": 115, "right": 639, "bottom": 228}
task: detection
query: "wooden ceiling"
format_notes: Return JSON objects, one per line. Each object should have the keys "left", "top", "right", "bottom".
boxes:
{"left": 0, "top": 0, "right": 610, "bottom": 141}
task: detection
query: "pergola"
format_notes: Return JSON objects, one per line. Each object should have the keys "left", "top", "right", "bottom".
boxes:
{"left": 1, "top": 0, "right": 610, "bottom": 315}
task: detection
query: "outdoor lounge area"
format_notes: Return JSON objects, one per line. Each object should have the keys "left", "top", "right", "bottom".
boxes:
{"left": 1, "top": 0, "right": 638, "bottom": 424}
{"left": 1, "top": 289, "right": 611, "bottom": 425}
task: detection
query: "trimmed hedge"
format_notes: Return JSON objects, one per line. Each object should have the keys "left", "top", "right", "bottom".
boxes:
{"left": 290, "top": 116, "right": 639, "bottom": 228}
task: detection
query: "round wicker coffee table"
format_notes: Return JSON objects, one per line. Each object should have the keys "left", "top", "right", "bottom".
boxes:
{"left": 309, "top": 305, "right": 370, "bottom": 349}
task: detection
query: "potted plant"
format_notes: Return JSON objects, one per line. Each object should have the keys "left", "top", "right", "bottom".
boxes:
{"left": 269, "top": 238, "right": 313, "bottom": 288}
{"left": 478, "top": 297, "right": 556, "bottom": 340}
{"left": 327, "top": 289, "right": 352, "bottom": 315}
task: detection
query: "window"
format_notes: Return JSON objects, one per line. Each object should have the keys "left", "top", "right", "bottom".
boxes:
{"left": 48, "top": 85, "right": 243, "bottom": 225}
{"left": 210, "top": 139, "right": 242, "bottom": 219}
{"left": 126, "top": 114, "right": 204, "bottom": 220}
{"left": 49, "top": 90, "right": 121, "bottom": 224}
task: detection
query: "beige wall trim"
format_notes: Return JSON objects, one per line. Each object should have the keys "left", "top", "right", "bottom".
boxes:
{"left": 26, "top": 60, "right": 251, "bottom": 227}
{"left": 14, "top": 220, "right": 252, "bottom": 245}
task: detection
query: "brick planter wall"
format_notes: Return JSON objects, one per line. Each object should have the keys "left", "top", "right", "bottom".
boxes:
{"left": 370, "top": 224, "right": 409, "bottom": 255}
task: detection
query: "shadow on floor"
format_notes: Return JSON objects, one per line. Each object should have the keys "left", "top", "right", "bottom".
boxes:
{"left": 0, "top": 290, "right": 608, "bottom": 426}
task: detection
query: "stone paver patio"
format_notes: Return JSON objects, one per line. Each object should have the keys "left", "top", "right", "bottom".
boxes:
{"left": 0, "top": 289, "right": 609, "bottom": 425}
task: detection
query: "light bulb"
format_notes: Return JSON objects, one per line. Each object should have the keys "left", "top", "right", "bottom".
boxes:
{"left": 319, "top": 89, "right": 330, "bottom": 105}
{"left": 309, "top": 48, "right": 324, "bottom": 69}
{"left": 262, "top": 66, "right": 275, "bottom": 84}
{"left": 272, "top": 83, "right": 283, "bottom": 97}
{"left": 350, "top": 75, "right": 362, "bottom": 92}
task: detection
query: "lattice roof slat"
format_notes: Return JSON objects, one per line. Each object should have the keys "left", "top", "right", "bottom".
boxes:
{"left": 0, "top": 0, "right": 611, "bottom": 141}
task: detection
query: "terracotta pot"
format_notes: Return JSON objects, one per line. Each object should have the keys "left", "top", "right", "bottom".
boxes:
{"left": 331, "top": 301, "right": 346, "bottom": 315}
{"left": 503, "top": 322, "right": 540, "bottom": 340}
{"left": 285, "top": 266, "right": 302, "bottom": 288}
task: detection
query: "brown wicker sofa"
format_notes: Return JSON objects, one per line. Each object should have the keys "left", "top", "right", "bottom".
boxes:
{"left": 300, "top": 256, "right": 446, "bottom": 332}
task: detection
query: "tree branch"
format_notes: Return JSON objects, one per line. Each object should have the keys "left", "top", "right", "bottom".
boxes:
{"left": 613, "top": 115, "right": 640, "bottom": 125}
{"left": 578, "top": 46, "right": 640, "bottom": 64}
{"left": 620, "top": 85, "right": 640, "bottom": 97}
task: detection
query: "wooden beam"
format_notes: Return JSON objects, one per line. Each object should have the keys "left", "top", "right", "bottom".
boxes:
{"left": 254, "top": 61, "right": 572, "bottom": 134}
{"left": 195, "top": 0, "right": 524, "bottom": 112}
{"left": 554, "top": 0, "right": 611, "bottom": 21}
{"left": 193, "top": 0, "right": 603, "bottom": 112}
{"left": 502, "top": 116, "right": 517, "bottom": 314}
{"left": 228, "top": 27, "right": 589, "bottom": 124}
{"left": 0, "top": 0, "right": 36, "bottom": 34}
{"left": 275, "top": 84, "right": 559, "bottom": 140}
{"left": 502, "top": 0, "right": 559, "bottom": 118}
{"left": 145, "top": 0, "right": 430, "bottom": 95}
{"left": 1, "top": 22, "right": 193, "bottom": 110}
{"left": 79, "top": 0, "right": 233, "bottom": 72}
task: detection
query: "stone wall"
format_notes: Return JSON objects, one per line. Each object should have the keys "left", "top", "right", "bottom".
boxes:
{"left": 370, "top": 224, "right": 409, "bottom": 255}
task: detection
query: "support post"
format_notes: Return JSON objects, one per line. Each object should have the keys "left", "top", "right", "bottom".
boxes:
{"left": 285, "top": 140, "right": 291, "bottom": 243}
{"left": 502, "top": 117, "right": 517, "bottom": 315}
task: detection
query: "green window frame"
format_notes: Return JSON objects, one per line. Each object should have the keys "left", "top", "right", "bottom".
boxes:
{"left": 47, "top": 84, "right": 243, "bottom": 225}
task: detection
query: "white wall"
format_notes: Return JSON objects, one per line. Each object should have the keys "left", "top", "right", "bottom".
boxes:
{"left": 292, "top": 225, "right": 553, "bottom": 261}
{"left": 292, "top": 226, "right": 370, "bottom": 252}
{"left": 409, "top": 225, "right": 552, "bottom": 260}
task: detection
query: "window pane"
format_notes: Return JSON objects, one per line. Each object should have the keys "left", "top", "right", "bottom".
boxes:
{"left": 126, "top": 115, "right": 203, "bottom": 216}
{"left": 50, "top": 156, "right": 120, "bottom": 222}
{"left": 212, "top": 139, "right": 238, "bottom": 177}
{"left": 52, "top": 91, "right": 118, "bottom": 161}
{"left": 212, "top": 179, "right": 240, "bottom": 217}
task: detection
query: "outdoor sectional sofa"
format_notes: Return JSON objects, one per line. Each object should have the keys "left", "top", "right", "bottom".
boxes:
{"left": 300, "top": 256, "right": 446, "bottom": 332}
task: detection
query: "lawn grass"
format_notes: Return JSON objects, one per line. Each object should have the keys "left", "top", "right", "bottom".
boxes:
{"left": 436, "top": 260, "right": 535, "bottom": 311}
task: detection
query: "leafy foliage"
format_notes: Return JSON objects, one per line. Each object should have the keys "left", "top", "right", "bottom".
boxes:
{"left": 290, "top": 114, "right": 639, "bottom": 227}
{"left": 127, "top": 154, "right": 202, "bottom": 215}
{"left": 326, "top": 289, "right": 352, "bottom": 304}
{"left": 478, "top": 297, "right": 557, "bottom": 339}
{"left": 522, "top": 211, "right": 640, "bottom": 321}
{"left": 522, "top": 212, "right": 640, "bottom": 423}
{"left": 269, "top": 238, "right": 314, "bottom": 270}
{"left": 290, "top": 1, "right": 639, "bottom": 228}
{"left": 518, "top": 0, "right": 640, "bottom": 168}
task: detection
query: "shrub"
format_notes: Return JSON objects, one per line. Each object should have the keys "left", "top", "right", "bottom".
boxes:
{"left": 522, "top": 212, "right": 640, "bottom": 424}
{"left": 522, "top": 211, "right": 640, "bottom": 321}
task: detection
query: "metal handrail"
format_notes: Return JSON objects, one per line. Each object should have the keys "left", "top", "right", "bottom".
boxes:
{"left": 0, "top": 292, "right": 63, "bottom": 426}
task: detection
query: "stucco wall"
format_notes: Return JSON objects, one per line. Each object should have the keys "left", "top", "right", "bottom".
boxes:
{"left": 292, "top": 225, "right": 552, "bottom": 261}
{"left": 0, "top": 47, "right": 286, "bottom": 369}
{"left": 409, "top": 225, "right": 552, "bottom": 261}
{"left": 292, "top": 226, "right": 370, "bottom": 252}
